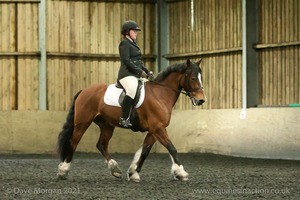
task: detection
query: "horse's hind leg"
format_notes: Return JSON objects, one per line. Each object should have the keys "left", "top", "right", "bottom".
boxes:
{"left": 58, "top": 123, "right": 90, "bottom": 179}
{"left": 96, "top": 123, "right": 122, "bottom": 178}
{"left": 127, "top": 133, "right": 157, "bottom": 182}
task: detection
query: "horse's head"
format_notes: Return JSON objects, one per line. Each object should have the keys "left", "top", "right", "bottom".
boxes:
{"left": 181, "top": 59, "right": 206, "bottom": 106}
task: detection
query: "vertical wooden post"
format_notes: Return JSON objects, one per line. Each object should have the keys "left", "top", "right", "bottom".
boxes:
{"left": 38, "top": 0, "right": 46, "bottom": 110}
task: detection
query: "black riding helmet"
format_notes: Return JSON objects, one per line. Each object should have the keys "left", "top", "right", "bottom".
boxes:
{"left": 121, "top": 20, "right": 141, "bottom": 35}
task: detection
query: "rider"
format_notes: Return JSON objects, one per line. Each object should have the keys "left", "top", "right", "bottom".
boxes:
{"left": 118, "top": 20, "right": 153, "bottom": 128}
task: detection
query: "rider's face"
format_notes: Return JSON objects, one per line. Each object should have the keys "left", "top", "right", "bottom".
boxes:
{"left": 129, "top": 30, "right": 137, "bottom": 40}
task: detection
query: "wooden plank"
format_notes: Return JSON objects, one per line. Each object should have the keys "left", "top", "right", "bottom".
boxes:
{"left": 0, "top": 60, "right": 4, "bottom": 109}
{"left": 254, "top": 41, "right": 300, "bottom": 49}
{"left": 78, "top": 1, "right": 84, "bottom": 54}
{"left": 203, "top": 0, "right": 208, "bottom": 52}
{"left": 17, "top": 59, "right": 24, "bottom": 109}
{"left": 46, "top": 52, "right": 155, "bottom": 59}
{"left": 275, "top": 0, "right": 281, "bottom": 104}
{"left": 222, "top": 0, "right": 226, "bottom": 50}
{"left": 89, "top": 1, "right": 98, "bottom": 53}
{"left": 67, "top": 0, "right": 156, "bottom": 3}
{"left": 276, "top": 0, "right": 281, "bottom": 44}
{"left": 98, "top": 2, "right": 106, "bottom": 54}
{"left": 164, "top": 47, "right": 242, "bottom": 59}
{"left": 25, "top": 58, "right": 30, "bottom": 109}
{"left": 285, "top": 47, "right": 290, "bottom": 103}
{"left": 195, "top": 0, "right": 199, "bottom": 52}
{"left": 46, "top": 58, "right": 52, "bottom": 110}
{"left": 0, "top": 0, "right": 40, "bottom": 3}
{"left": 0, "top": 52, "right": 40, "bottom": 56}
{"left": 293, "top": 46, "right": 298, "bottom": 102}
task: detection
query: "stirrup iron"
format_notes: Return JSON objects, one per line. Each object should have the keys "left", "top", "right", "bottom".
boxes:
{"left": 119, "top": 118, "right": 132, "bottom": 128}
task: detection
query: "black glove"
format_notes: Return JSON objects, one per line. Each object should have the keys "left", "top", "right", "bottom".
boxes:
{"left": 140, "top": 71, "right": 148, "bottom": 78}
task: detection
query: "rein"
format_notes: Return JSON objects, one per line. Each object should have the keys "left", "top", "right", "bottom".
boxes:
{"left": 148, "top": 71, "right": 202, "bottom": 97}
{"left": 149, "top": 80, "right": 190, "bottom": 96}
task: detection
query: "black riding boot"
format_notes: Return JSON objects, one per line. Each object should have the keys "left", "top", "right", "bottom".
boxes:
{"left": 119, "top": 95, "right": 134, "bottom": 127}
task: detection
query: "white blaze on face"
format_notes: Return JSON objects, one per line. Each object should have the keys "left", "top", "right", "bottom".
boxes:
{"left": 198, "top": 72, "right": 207, "bottom": 101}
{"left": 198, "top": 73, "right": 203, "bottom": 88}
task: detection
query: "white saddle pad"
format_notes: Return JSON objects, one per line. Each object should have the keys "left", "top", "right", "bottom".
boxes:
{"left": 104, "top": 84, "right": 145, "bottom": 108}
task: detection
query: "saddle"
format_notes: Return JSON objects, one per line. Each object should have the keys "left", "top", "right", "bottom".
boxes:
{"left": 116, "top": 80, "right": 144, "bottom": 107}
{"left": 104, "top": 79, "right": 145, "bottom": 108}
{"left": 103, "top": 80, "right": 146, "bottom": 132}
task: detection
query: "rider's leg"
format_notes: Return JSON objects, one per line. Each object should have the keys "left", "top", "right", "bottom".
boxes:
{"left": 120, "top": 95, "right": 134, "bottom": 127}
{"left": 119, "top": 76, "right": 138, "bottom": 127}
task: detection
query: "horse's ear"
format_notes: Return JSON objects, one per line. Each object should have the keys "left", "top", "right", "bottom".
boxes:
{"left": 186, "top": 59, "right": 191, "bottom": 68}
{"left": 196, "top": 58, "right": 203, "bottom": 66}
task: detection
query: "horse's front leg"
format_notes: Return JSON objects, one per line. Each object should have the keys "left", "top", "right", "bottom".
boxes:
{"left": 153, "top": 124, "right": 189, "bottom": 181}
{"left": 128, "top": 132, "right": 156, "bottom": 182}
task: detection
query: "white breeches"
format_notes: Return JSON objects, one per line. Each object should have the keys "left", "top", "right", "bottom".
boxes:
{"left": 119, "top": 76, "right": 138, "bottom": 99}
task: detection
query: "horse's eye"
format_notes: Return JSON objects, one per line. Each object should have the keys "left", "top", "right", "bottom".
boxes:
{"left": 192, "top": 77, "right": 197, "bottom": 81}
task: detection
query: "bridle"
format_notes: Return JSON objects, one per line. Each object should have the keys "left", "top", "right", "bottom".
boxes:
{"left": 149, "top": 69, "right": 203, "bottom": 98}
{"left": 182, "top": 70, "right": 203, "bottom": 97}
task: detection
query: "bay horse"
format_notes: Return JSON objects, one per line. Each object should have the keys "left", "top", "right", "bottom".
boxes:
{"left": 57, "top": 59, "right": 206, "bottom": 182}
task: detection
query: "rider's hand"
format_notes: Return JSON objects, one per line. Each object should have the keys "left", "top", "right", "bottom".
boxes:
{"left": 140, "top": 71, "right": 148, "bottom": 78}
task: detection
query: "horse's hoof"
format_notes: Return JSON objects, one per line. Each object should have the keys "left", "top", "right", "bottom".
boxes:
{"left": 111, "top": 165, "right": 122, "bottom": 178}
{"left": 57, "top": 162, "right": 70, "bottom": 180}
{"left": 174, "top": 176, "right": 189, "bottom": 181}
{"left": 172, "top": 164, "right": 189, "bottom": 181}
{"left": 108, "top": 159, "right": 123, "bottom": 178}
{"left": 181, "top": 177, "right": 189, "bottom": 181}
{"left": 127, "top": 171, "right": 140, "bottom": 182}
{"left": 112, "top": 171, "right": 122, "bottom": 178}
{"left": 57, "top": 172, "right": 68, "bottom": 180}
{"left": 130, "top": 178, "right": 141, "bottom": 183}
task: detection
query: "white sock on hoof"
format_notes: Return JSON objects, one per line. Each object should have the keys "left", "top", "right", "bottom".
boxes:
{"left": 171, "top": 164, "right": 189, "bottom": 181}
{"left": 127, "top": 170, "right": 140, "bottom": 182}
{"left": 107, "top": 159, "right": 118, "bottom": 169}
{"left": 57, "top": 162, "right": 71, "bottom": 178}
{"left": 129, "top": 147, "right": 142, "bottom": 169}
{"left": 127, "top": 147, "right": 142, "bottom": 182}
{"left": 169, "top": 154, "right": 189, "bottom": 181}
{"left": 107, "top": 159, "right": 122, "bottom": 178}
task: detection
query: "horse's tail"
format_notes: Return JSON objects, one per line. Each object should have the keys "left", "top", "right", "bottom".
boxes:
{"left": 57, "top": 90, "right": 82, "bottom": 162}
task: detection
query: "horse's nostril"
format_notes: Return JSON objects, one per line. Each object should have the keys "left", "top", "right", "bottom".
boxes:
{"left": 198, "top": 99, "right": 205, "bottom": 105}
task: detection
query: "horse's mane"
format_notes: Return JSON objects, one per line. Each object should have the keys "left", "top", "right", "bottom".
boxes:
{"left": 154, "top": 62, "right": 186, "bottom": 82}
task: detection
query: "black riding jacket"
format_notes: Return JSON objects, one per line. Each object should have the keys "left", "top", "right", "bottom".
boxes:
{"left": 117, "top": 38, "right": 149, "bottom": 80}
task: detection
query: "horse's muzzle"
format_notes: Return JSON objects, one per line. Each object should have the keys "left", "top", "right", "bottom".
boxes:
{"left": 191, "top": 97, "right": 205, "bottom": 106}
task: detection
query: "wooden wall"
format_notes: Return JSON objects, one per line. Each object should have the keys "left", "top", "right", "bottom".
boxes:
{"left": 0, "top": 0, "right": 156, "bottom": 110}
{"left": 166, "top": 0, "right": 243, "bottom": 110}
{"left": 258, "top": 0, "right": 300, "bottom": 105}
{"left": 46, "top": 0, "right": 156, "bottom": 110}
{"left": 1, "top": 0, "right": 299, "bottom": 111}
{"left": 0, "top": 2, "right": 40, "bottom": 110}
{"left": 166, "top": 0, "right": 299, "bottom": 109}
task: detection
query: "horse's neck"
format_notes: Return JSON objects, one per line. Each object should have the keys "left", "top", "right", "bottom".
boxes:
{"left": 157, "top": 73, "right": 183, "bottom": 107}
